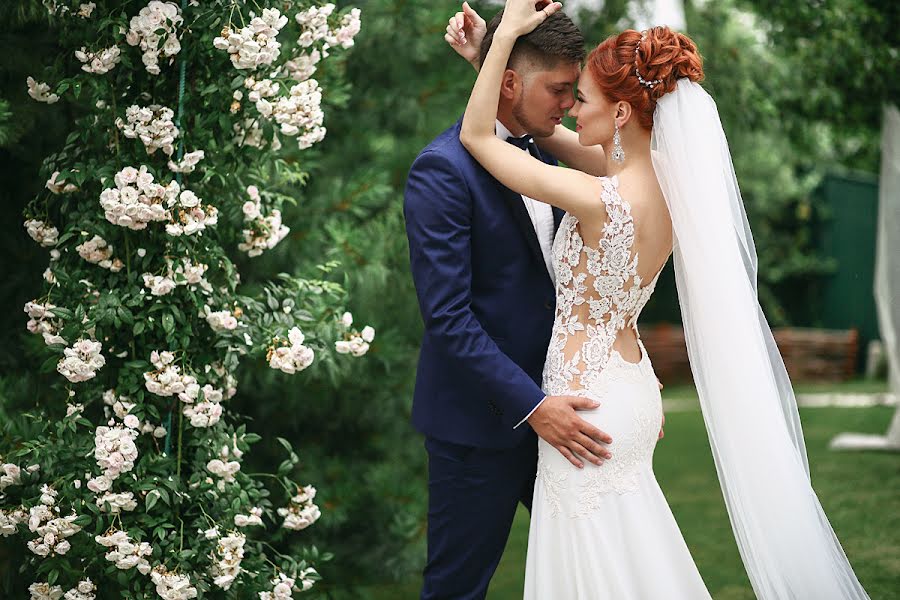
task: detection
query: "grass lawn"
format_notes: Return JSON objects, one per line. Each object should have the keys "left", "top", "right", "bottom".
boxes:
{"left": 366, "top": 384, "right": 899, "bottom": 599}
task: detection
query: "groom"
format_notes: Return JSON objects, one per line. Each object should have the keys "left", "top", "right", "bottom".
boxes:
{"left": 404, "top": 7, "right": 612, "bottom": 599}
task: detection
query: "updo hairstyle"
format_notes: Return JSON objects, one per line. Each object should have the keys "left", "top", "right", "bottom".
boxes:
{"left": 585, "top": 26, "right": 704, "bottom": 130}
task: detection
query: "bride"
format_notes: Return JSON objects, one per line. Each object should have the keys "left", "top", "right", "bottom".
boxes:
{"left": 452, "top": 0, "right": 870, "bottom": 598}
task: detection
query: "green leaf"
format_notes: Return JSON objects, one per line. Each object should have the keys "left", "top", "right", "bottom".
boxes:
{"left": 276, "top": 437, "right": 293, "bottom": 453}
{"left": 48, "top": 307, "right": 75, "bottom": 320}
{"left": 162, "top": 312, "right": 174, "bottom": 333}
{"left": 146, "top": 490, "right": 159, "bottom": 511}
{"left": 133, "top": 320, "right": 145, "bottom": 335}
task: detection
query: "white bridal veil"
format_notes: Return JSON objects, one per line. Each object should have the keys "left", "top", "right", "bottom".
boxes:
{"left": 650, "top": 79, "right": 870, "bottom": 599}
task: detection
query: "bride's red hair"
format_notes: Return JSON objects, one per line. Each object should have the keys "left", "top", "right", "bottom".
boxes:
{"left": 585, "top": 26, "right": 704, "bottom": 130}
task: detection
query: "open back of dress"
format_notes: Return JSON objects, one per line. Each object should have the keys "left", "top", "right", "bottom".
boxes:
{"left": 543, "top": 175, "right": 663, "bottom": 396}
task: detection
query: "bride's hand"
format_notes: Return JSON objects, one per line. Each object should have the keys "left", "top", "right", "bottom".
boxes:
{"left": 444, "top": 2, "right": 486, "bottom": 70}
{"left": 497, "top": 0, "right": 563, "bottom": 38}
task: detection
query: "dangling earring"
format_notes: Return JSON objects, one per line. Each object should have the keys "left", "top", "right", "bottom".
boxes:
{"left": 611, "top": 121, "right": 625, "bottom": 163}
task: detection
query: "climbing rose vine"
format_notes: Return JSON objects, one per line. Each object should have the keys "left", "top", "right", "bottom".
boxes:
{"left": 5, "top": 1, "right": 368, "bottom": 598}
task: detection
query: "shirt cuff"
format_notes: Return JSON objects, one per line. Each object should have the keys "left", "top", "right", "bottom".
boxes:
{"left": 513, "top": 396, "right": 547, "bottom": 429}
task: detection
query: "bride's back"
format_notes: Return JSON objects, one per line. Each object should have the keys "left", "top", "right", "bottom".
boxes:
{"left": 542, "top": 167, "right": 671, "bottom": 396}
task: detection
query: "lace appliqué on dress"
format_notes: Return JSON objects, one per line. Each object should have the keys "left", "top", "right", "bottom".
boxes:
{"left": 573, "top": 401, "right": 661, "bottom": 515}
{"left": 536, "top": 450, "right": 568, "bottom": 518}
{"left": 542, "top": 176, "right": 660, "bottom": 398}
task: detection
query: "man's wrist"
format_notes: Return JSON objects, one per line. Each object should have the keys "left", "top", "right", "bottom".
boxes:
{"left": 515, "top": 395, "right": 547, "bottom": 429}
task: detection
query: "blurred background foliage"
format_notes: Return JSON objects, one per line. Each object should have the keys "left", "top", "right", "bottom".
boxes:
{"left": 1, "top": 0, "right": 896, "bottom": 596}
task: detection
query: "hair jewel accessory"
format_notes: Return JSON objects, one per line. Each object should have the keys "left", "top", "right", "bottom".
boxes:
{"left": 634, "top": 32, "right": 662, "bottom": 89}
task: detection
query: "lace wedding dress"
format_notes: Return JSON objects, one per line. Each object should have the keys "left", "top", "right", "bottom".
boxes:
{"left": 523, "top": 175, "right": 711, "bottom": 599}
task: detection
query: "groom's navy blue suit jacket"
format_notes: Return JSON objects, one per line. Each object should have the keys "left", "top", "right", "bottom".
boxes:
{"left": 404, "top": 117, "right": 563, "bottom": 449}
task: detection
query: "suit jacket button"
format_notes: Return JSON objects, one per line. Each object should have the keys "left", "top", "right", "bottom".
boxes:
{"left": 544, "top": 302, "right": 553, "bottom": 310}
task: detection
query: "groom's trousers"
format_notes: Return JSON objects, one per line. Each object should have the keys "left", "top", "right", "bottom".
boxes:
{"left": 421, "top": 432, "right": 538, "bottom": 600}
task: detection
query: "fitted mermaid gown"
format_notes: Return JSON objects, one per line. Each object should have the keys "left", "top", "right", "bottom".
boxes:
{"left": 523, "top": 176, "right": 712, "bottom": 599}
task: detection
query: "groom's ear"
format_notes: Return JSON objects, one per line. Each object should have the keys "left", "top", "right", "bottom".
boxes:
{"left": 499, "top": 68, "right": 521, "bottom": 100}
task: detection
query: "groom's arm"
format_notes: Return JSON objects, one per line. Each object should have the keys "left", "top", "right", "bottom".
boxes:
{"left": 403, "top": 149, "right": 544, "bottom": 428}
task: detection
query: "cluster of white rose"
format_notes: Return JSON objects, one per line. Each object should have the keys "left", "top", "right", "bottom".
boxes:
{"left": 43, "top": 1, "right": 96, "bottom": 18}
{"left": 96, "top": 491, "right": 137, "bottom": 514}
{"left": 125, "top": 1, "right": 183, "bottom": 75}
{"left": 258, "top": 569, "right": 317, "bottom": 600}
{"left": 295, "top": 4, "right": 362, "bottom": 55}
{"left": 204, "top": 307, "right": 240, "bottom": 333}
{"left": 62, "top": 579, "right": 97, "bottom": 600}
{"left": 29, "top": 580, "right": 96, "bottom": 600}
{"left": 239, "top": 185, "right": 290, "bottom": 257}
{"left": 277, "top": 485, "right": 320, "bottom": 531}
{"left": 92, "top": 424, "right": 139, "bottom": 483}
{"left": 267, "top": 327, "right": 314, "bottom": 375}
{"left": 116, "top": 104, "right": 180, "bottom": 156}
{"left": 144, "top": 350, "right": 199, "bottom": 401}
{"left": 182, "top": 384, "right": 224, "bottom": 428}
{"left": 26, "top": 485, "right": 82, "bottom": 557}
{"left": 207, "top": 457, "right": 240, "bottom": 484}
{"left": 76, "top": 2, "right": 95, "bottom": 18}
{"left": 26, "top": 77, "right": 59, "bottom": 104}
{"left": 46, "top": 170, "right": 79, "bottom": 194}
{"left": 142, "top": 272, "right": 176, "bottom": 296}
{"left": 24, "top": 301, "right": 65, "bottom": 346}
{"left": 75, "top": 235, "right": 124, "bottom": 272}
{"left": 150, "top": 566, "right": 198, "bottom": 600}
{"left": 234, "top": 506, "right": 263, "bottom": 528}
{"left": 57, "top": 339, "right": 106, "bottom": 383}
{"left": 283, "top": 49, "right": 321, "bottom": 83}
{"left": 143, "top": 351, "right": 226, "bottom": 428}
{"left": 143, "top": 257, "right": 211, "bottom": 296}
{"left": 1, "top": 463, "right": 24, "bottom": 491}
{"left": 167, "top": 149, "right": 205, "bottom": 173}
{"left": 165, "top": 189, "right": 219, "bottom": 236}
{"left": 24, "top": 219, "right": 59, "bottom": 247}
{"left": 213, "top": 8, "right": 289, "bottom": 70}
{"left": 102, "top": 389, "right": 168, "bottom": 438}
{"left": 95, "top": 529, "right": 152, "bottom": 574}
{"left": 210, "top": 531, "right": 246, "bottom": 590}
{"left": 75, "top": 45, "right": 121, "bottom": 74}
{"left": 269, "top": 79, "right": 326, "bottom": 149}
{"left": 0, "top": 507, "right": 26, "bottom": 537}
{"left": 173, "top": 258, "right": 211, "bottom": 289}
{"left": 336, "top": 312, "right": 375, "bottom": 357}
{"left": 100, "top": 166, "right": 173, "bottom": 229}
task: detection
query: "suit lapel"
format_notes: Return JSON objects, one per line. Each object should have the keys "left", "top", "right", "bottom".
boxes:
{"left": 495, "top": 181, "right": 546, "bottom": 269}
{"left": 456, "top": 116, "right": 560, "bottom": 274}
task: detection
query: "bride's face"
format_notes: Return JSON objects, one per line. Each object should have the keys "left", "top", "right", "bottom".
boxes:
{"left": 567, "top": 73, "right": 616, "bottom": 147}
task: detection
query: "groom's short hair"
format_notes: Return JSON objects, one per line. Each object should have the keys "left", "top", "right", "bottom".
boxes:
{"left": 479, "top": 9, "right": 585, "bottom": 71}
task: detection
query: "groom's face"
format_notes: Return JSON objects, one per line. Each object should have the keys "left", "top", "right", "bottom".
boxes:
{"left": 513, "top": 61, "right": 580, "bottom": 138}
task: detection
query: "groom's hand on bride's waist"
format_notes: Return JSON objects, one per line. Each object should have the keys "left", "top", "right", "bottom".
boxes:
{"left": 527, "top": 396, "right": 613, "bottom": 469}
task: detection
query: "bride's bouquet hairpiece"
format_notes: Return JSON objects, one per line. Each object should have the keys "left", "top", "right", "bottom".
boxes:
{"left": 634, "top": 32, "right": 663, "bottom": 89}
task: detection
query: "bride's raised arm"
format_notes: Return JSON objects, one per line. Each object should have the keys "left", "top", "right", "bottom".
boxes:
{"left": 459, "top": 0, "right": 603, "bottom": 220}
{"left": 536, "top": 124, "right": 606, "bottom": 177}
{"left": 447, "top": 2, "right": 606, "bottom": 177}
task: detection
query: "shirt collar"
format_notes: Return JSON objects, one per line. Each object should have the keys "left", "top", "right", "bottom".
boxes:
{"left": 495, "top": 119, "right": 528, "bottom": 142}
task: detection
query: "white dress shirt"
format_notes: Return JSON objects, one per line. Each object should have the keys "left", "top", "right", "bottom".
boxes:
{"left": 495, "top": 121, "right": 555, "bottom": 428}
{"left": 495, "top": 120, "right": 557, "bottom": 287}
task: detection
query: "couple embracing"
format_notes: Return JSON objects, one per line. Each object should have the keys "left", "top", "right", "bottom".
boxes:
{"left": 403, "top": 1, "right": 869, "bottom": 598}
